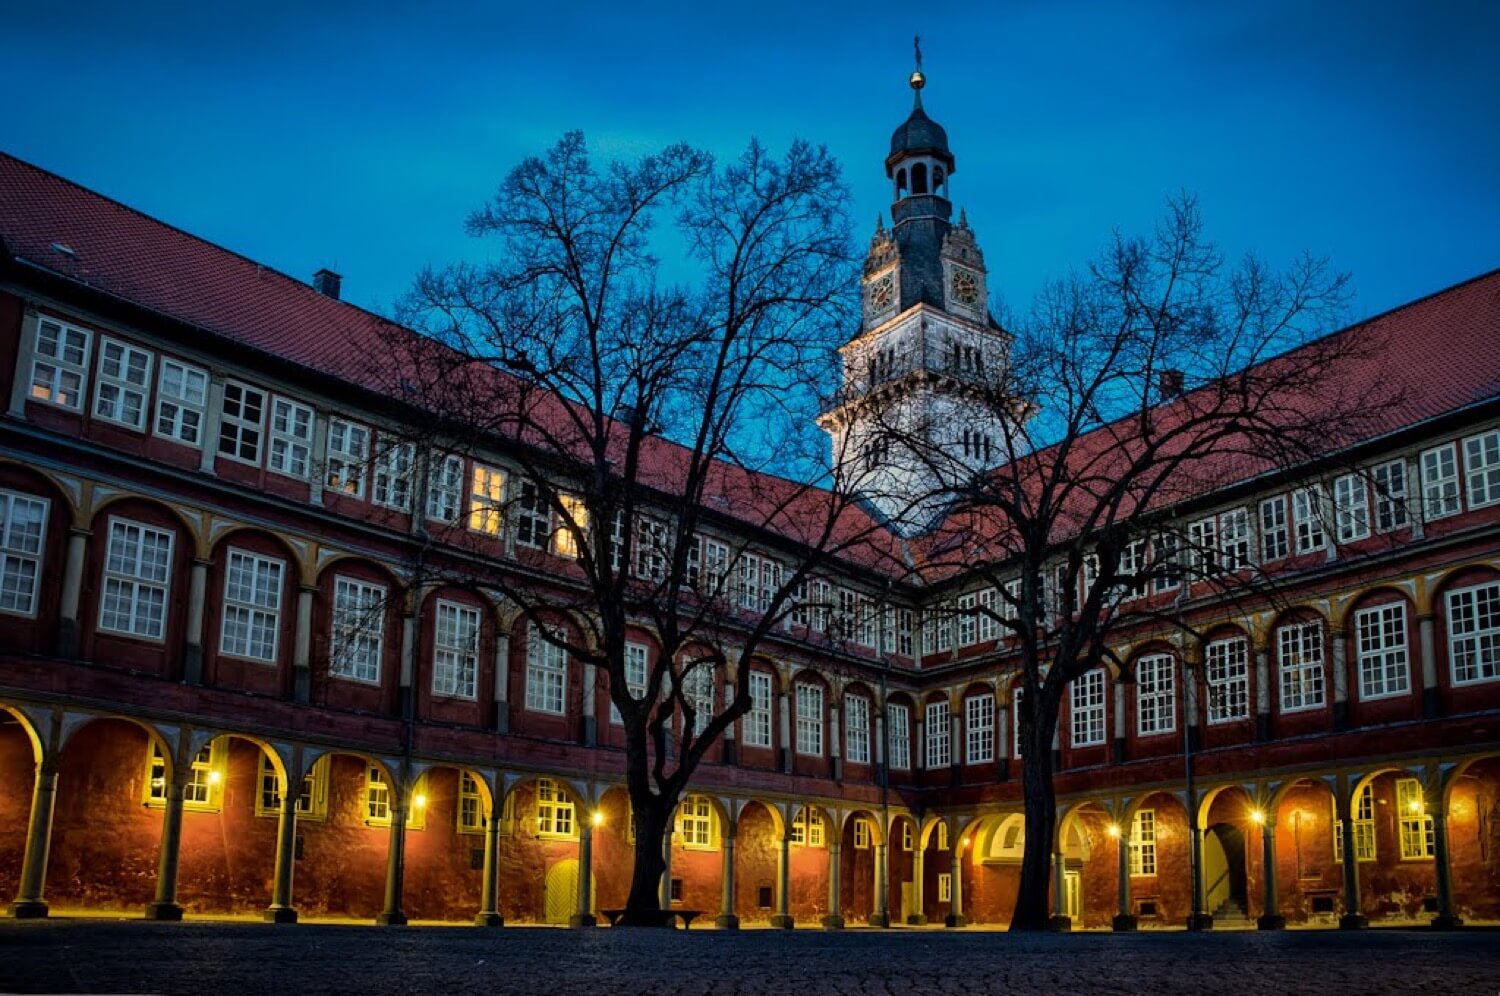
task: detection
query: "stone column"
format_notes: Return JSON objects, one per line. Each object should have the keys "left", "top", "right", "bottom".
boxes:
{"left": 870, "top": 841, "right": 890, "bottom": 927}
{"left": 1112, "top": 826, "right": 1136, "bottom": 931}
{"left": 659, "top": 811, "right": 674, "bottom": 909}
{"left": 264, "top": 794, "right": 299, "bottom": 923}
{"left": 1338, "top": 811, "right": 1367, "bottom": 929}
{"left": 475, "top": 803, "right": 504, "bottom": 926}
{"left": 1331, "top": 633, "right": 1349, "bottom": 730}
{"left": 145, "top": 766, "right": 189, "bottom": 921}
{"left": 1188, "top": 822, "right": 1213, "bottom": 930}
{"left": 570, "top": 822, "right": 596, "bottom": 928}
{"left": 945, "top": 837, "right": 965, "bottom": 928}
{"left": 770, "top": 832, "right": 794, "bottom": 929}
{"left": 1048, "top": 848, "right": 1070, "bottom": 930}
{"left": 1418, "top": 615, "right": 1441, "bottom": 718}
{"left": 907, "top": 847, "right": 926, "bottom": 925}
{"left": 822, "top": 842, "right": 845, "bottom": 929}
{"left": 493, "top": 633, "right": 511, "bottom": 733}
{"left": 57, "top": 527, "right": 89, "bottom": 658}
{"left": 183, "top": 558, "right": 210, "bottom": 685}
{"left": 1431, "top": 812, "right": 1463, "bottom": 929}
{"left": 376, "top": 787, "right": 409, "bottom": 925}
{"left": 715, "top": 820, "right": 739, "bottom": 929}
{"left": 9, "top": 760, "right": 59, "bottom": 918}
{"left": 197, "top": 376, "right": 225, "bottom": 473}
{"left": 293, "top": 586, "right": 315, "bottom": 703}
{"left": 1257, "top": 821, "right": 1284, "bottom": 930}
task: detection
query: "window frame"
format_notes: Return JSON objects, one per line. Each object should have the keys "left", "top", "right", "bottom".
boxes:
{"left": 267, "top": 396, "right": 315, "bottom": 479}
{"left": 1135, "top": 652, "right": 1176, "bottom": 737}
{"left": 1204, "top": 636, "right": 1251, "bottom": 724}
{"left": 154, "top": 357, "right": 209, "bottom": 447}
{"left": 324, "top": 417, "right": 370, "bottom": 499}
{"left": 92, "top": 336, "right": 154, "bottom": 430}
{"left": 329, "top": 575, "right": 386, "bottom": 684}
{"left": 845, "top": 693, "right": 871, "bottom": 765}
{"left": 1276, "top": 620, "right": 1326, "bottom": 714}
{"left": 372, "top": 438, "right": 416, "bottom": 512}
{"left": 466, "top": 463, "right": 505, "bottom": 535}
{"left": 1069, "top": 669, "right": 1107, "bottom": 747}
{"left": 794, "top": 682, "right": 824, "bottom": 756}
{"left": 426, "top": 453, "right": 465, "bottom": 525}
{"left": 1259, "top": 495, "right": 1289, "bottom": 562}
{"left": 966, "top": 692, "right": 995, "bottom": 764}
{"left": 1332, "top": 472, "right": 1370, "bottom": 543}
{"left": 1354, "top": 602, "right": 1410, "bottom": 700}
{"left": 29, "top": 315, "right": 92, "bottom": 411}
{"left": 925, "top": 699, "right": 951, "bottom": 768}
{"left": 887, "top": 701, "right": 911, "bottom": 770}
{"left": 219, "top": 548, "right": 285, "bottom": 663}
{"left": 0, "top": 490, "right": 49, "bottom": 618}
{"left": 1446, "top": 581, "right": 1500, "bottom": 686}
{"left": 1463, "top": 429, "right": 1500, "bottom": 509}
{"left": 432, "top": 599, "right": 482, "bottom": 700}
{"left": 98, "top": 516, "right": 174, "bottom": 642}
{"left": 745, "top": 670, "right": 773, "bottom": 748}
{"left": 217, "top": 379, "right": 267, "bottom": 466}
{"left": 524, "top": 623, "right": 569, "bottom": 715}
{"left": 1420, "top": 443, "right": 1461, "bottom": 520}
{"left": 1291, "top": 485, "right": 1326, "bottom": 554}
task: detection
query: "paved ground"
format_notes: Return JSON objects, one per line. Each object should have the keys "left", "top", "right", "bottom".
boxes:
{"left": 2, "top": 920, "right": 1498, "bottom": 995}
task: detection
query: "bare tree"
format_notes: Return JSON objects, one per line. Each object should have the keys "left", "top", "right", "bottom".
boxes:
{"left": 899, "top": 198, "right": 1400, "bottom": 931}
{"left": 362, "top": 132, "right": 898, "bottom": 923}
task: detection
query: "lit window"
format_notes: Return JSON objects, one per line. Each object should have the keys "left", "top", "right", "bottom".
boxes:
{"left": 1070, "top": 670, "right": 1106, "bottom": 747}
{"left": 1332, "top": 473, "right": 1370, "bottom": 543}
{"left": 795, "top": 682, "right": 824, "bottom": 756}
{"left": 426, "top": 454, "right": 465, "bottom": 524}
{"left": 1334, "top": 784, "right": 1376, "bottom": 862}
{"left": 220, "top": 549, "right": 284, "bottom": 662}
{"left": 1259, "top": 496, "right": 1289, "bottom": 562}
{"left": 611, "top": 641, "right": 649, "bottom": 724}
{"left": 676, "top": 794, "right": 716, "bottom": 849}
{"left": 887, "top": 702, "right": 910, "bottom": 770}
{"left": 1447, "top": 581, "right": 1500, "bottom": 685}
{"left": 901, "top": 822, "right": 913, "bottom": 851}
{"left": 536, "top": 778, "right": 576, "bottom": 838}
{"left": 1356, "top": 603, "right": 1409, "bottom": 700}
{"left": 0, "top": 490, "right": 48, "bottom": 617}
{"left": 745, "top": 671, "right": 773, "bottom": 748}
{"left": 1128, "top": 809, "right": 1156, "bottom": 876}
{"left": 514, "top": 480, "right": 551, "bottom": 549}
{"left": 937, "top": 873, "right": 952, "bottom": 902}
{"left": 365, "top": 766, "right": 391, "bottom": 824}
{"left": 791, "top": 807, "right": 824, "bottom": 847}
{"left": 218, "top": 381, "right": 266, "bottom": 464}
{"left": 1136, "top": 653, "right": 1176, "bottom": 736}
{"left": 99, "top": 518, "right": 173, "bottom": 640}
{"left": 524, "top": 623, "right": 568, "bottom": 714}
{"left": 325, "top": 418, "right": 369, "bottom": 498}
{"left": 145, "top": 742, "right": 223, "bottom": 811}
{"left": 552, "top": 493, "right": 587, "bottom": 558}
{"left": 966, "top": 692, "right": 994, "bottom": 764}
{"left": 154, "top": 358, "right": 209, "bottom": 446}
{"left": 255, "top": 753, "right": 327, "bottom": 819}
{"left": 1396, "top": 778, "right": 1435, "bottom": 860}
{"left": 1205, "top": 636, "right": 1250, "bottom": 723}
{"left": 29, "top": 316, "right": 91, "bottom": 409}
{"left": 1372, "top": 459, "right": 1410, "bottom": 532}
{"left": 330, "top": 576, "right": 386, "bottom": 683}
{"left": 1277, "top": 621, "right": 1325, "bottom": 713}
{"left": 467, "top": 464, "right": 505, "bottom": 534}
{"left": 93, "top": 337, "right": 153, "bottom": 429}
{"left": 373, "top": 440, "right": 415, "bottom": 511}
{"left": 925, "top": 699, "right": 951, "bottom": 767}
{"left": 1420, "top": 443, "right": 1460, "bottom": 520}
{"left": 433, "top": 600, "right": 482, "bottom": 699}
{"left": 458, "top": 771, "right": 485, "bottom": 833}
{"left": 853, "top": 818, "right": 871, "bottom": 849}
{"left": 267, "top": 397, "right": 315, "bottom": 478}
{"left": 1464, "top": 429, "right": 1500, "bottom": 509}
{"left": 845, "top": 694, "right": 871, "bottom": 765}
{"left": 1291, "top": 486, "right": 1326, "bottom": 553}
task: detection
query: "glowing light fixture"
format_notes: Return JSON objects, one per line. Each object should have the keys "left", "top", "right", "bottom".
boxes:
{"left": 1251, "top": 808, "right": 1265, "bottom": 825}
{"left": 1408, "top": 799, "right": 1423, "bottom": 815}
{"left": 593, "top": 810, "right": 605, "bottom": 827}
{"left": 1106, "top": 823, "right": 1121, "bottom": 839}
{"left": 207, "top": 770, "right": 222, "bottom": 786}
{"left": 414, "top": 793, "right": 428, "bottom": 809}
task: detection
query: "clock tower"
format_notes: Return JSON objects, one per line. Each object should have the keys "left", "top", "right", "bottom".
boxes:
{"left": 820, "top": 52, "right": 1019, "bottom": 535}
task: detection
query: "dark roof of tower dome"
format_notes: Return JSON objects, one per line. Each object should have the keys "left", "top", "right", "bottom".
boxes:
{"left": 888, "top": 105, "right": 953, "bottom": 166}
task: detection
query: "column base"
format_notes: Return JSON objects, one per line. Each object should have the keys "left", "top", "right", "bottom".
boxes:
{"left": 821, "top": 913, "right": 845, "bottom": 930}
{"left": 1256, "top": 914, "right": 1286, "bottom": 931}
{"left": 1338, "top": 913, "right": 1368, "bottom": 930}
{"left": 769, "top": 913, "right": 795, "bottom": 930}
{"left": 1112, "top": 914, "right": 1138, "bottom": 932}
{"left": 1186, "top": 912, "right": 1214, "bottom": 931}
{"left": 1047, "top": 914, "right": 1072, "bottom": 932}
{"left": 9, "top": 900, "right": 49, "bottom": 919}
{"left": 714, "top": 913, "right": 740, "bottom": 930}
{"left": 868, "top": 912, "right": 891, "bottom": 928}
{"left": 144, "top": 901, "right": 183, "bottom": 921}
{"left": 1430, "top": 913, "right": 1464, "bottom": 930}
{"left": 375, "top": 911, "right": 408, "bottom": 926}
{"left": 568, "top": 913, "right": 598, "bottom": 928}
{"left": 905, "top": 914, "right": 927, "bottom": 925}
{"left": 262, "top": 906, "right": 298, "bottom": 924}
{"left": 944, "top": 913, "right": 967, "bottom": 928}
{"left": 474, "top": 912, "right": 505, "bottom": 927}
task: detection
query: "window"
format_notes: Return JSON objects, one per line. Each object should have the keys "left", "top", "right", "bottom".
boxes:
{"left": 536, "top": 778, "right": 576, "bottom": 838}
{"left": 925, "top": 699, "right": 951, "bottom": 767}
{"left": 735, "top": 554, "right": 764, "bottom": 611}
{"left": 845, "top": 694, "right": 870, "bottom": 765}
{"left": 853, "top": 818, "right": 871, "bottom": 849}
{"left": 93, "top": 337, "right": 153, "bottom": 429}
{"left": 896, "top": 607, "right": 914, "bottom": 656}
{"left": 29, "top": 316, "right": 91, "bottom": 409}
{"left": 365, "top": 769, "right": 426, "bottom": 830}
{"left": 218, "top": 381, "right": 266, "bottom": 463}
{"left": 1128, "top": 809, "right": 1156, "bottom": 876}
{"left": 1420, "top": 443, "right": 1460, "bottom": 520}
{"left": 325, "top": 418, "right": 369, "bottom": 498}
{"left": 791, "top": 807, "right": 824, "bottom": 847}
{"left": 1464, "top": 429, "right": 1500, "bottom": 509}
{"left": 1259, "top": 496, "right": 1289, "bottom": 562}
{"left": 255, "top": 753, "right": 327, "bottom": 819}
{"left": 1277, "top": 621, "right": 1325, "bottom": 713}
{"left": 525, "top": 624, "right": 568, "bottom": 714}
{"left": 1117, "top": 537, "right": 1149, "bottom": 598}
{"left": 467, "top": 464, "right": 505, "bottom": 534}
{"left": 1070, "top": 670, "right": 1106, "bottom": 747}
{"left": 1334, "top": 784, "right": 1376, "bottom": 862}
{"left": 1355, "top": 603, "right": 1409, "bottom": 700}
{"left": 745, "top": 670, "right": 773, "bottom": 748}
{"left": 835, "top": 587, "right": 857, "bottom": 638}
{"left": 1291, "top": 486, "right": 1325, "bottom": 553}
{"left": 99, "top": 518, "right": 173, "bottom": 639}
{"left": 1153, "top": 532, "right": 1182, "bottom": 592}
{"left": 1396, "top": 778, "right": 1435, "bottom": 860}
{"left": 611, "top": 642, "right": 649, "bottom": 724}
{"left": 373, "top": 440, "right": 415, "bottom": 511}
{"left": 220, "top": 549, "right": 283, "bottom": 662}
{"left": 977, "top": 587, "right": 998, "bottom": 642}
{"left": 1205, "top": 636, "right": 1250, "bottom": 723}
{"left": 147, "top": 742, "right": 222, "bottom": 811}
{"left": 677, "top": 795, "right": 715, "bottom": 849}
{"left": 634, "top": 517, "right": 669, "bottom": 581}
{"left": 937, "top": 820, "right": 950, "bottom": 851}
{"left": 957, "top": 592, "right": 977, "bottom": 646}
{"left": 795, "top": 683, "right": 824, "bottom": 756}
{"left": 1136, "top": 653, "right": 1176, "bottom": 736}
{"left": 330, "top": 576, "right": 385, "bottom": 683}
{"left": 433, "top": 600, "right": 482, "bottom": 699}
{"left": 937, "top": 873, "right": 952, "bottom": 903}
{"left": 552, "top": 493, "right": 587, "bottom": 558}
{"left": 1333, "top": 473, "right": 1370, "bottom": 542}
{"left": 154, "top": 358, "right": 209, "bottom": 445}
{"left": 1187, "top": 516, "right": 1217, "bottom": 576}
{"left": 425, "top": 454, "right": 465, "bottom": 524}
{"left": 966, "top": 692, "right": 994, "bottom": 764}
{"left": 1372, "top": 459, "right": 1410, "bottom": 532}
{"left": 458, "top": 771, "right": 485, "bottom": 833}
{"left": 265, "top": 397, "right": 315, "bottom": 478}
{"left": 683, "top": 664, "right": 714, "bottom": 738}
{"left": 888, "top": 702, "right": 910, "bottom": 770}
{"left": 901, "top": 822, "right": 914, "bottom": 851}
{"left": 935, "top": 603, "right": 953, "bottom": 652}
{"left": 515, "top": 480, "right": 550, "bottom": 549}
{"left": 701, "top": 539, "right": 730, "bottom": 598}
{"left": 0, "top": 491, "right": 48, "bottom": 616}
{"left": 1218, "top": 508, "right": 1251, "bottom": 570}
{"left": 1447, "top": 581, "right": 1500, "bottom": 685}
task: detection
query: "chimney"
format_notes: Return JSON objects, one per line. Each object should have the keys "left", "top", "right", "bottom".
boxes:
{"left": 313, "top": 268, "right": 342, "bottom": 300}
{"left": 1158, "top": 368, "right": 1184, "bottom": 400}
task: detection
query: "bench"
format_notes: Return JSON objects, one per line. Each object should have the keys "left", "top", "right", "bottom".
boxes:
{"left": 599, "top": 908, "right": 704, "bottom": 929}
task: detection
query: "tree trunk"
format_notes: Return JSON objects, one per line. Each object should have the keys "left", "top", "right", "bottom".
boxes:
{"left": 1011, "top": 715, "right": 1058, "bottom": 932}
{"left": 620, "top": 794, "right": 670, "bottom": 926}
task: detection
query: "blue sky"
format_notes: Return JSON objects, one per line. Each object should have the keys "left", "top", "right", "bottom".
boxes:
{"left": 4, "top": 0, "right": 1496, "bottom": 325}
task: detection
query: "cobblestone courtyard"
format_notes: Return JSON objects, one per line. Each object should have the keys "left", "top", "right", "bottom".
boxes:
{"left": 2, "top": 920, "right": 1498, "bottom": 995}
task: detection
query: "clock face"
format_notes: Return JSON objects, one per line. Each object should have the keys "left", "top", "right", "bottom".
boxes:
{"left": 868, "top": 273, "right": 895, "bottom": 313}
{"left": 950, "top": 268, "right": 980, "bottom": 308}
